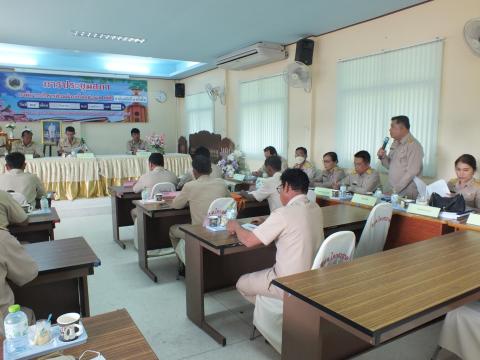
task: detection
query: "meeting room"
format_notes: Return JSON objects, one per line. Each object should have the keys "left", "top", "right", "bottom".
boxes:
{"left": 0, "top": 0, "right": 479, "bottom": 359}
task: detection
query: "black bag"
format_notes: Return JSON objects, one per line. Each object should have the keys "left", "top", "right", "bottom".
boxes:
{"left": 428, "top": 192, "right": 466, "bottom": 212}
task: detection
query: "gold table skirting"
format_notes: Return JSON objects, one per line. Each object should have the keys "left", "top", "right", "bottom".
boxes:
{"left": 0, "top": 154, "right": 192, "bottom": 200}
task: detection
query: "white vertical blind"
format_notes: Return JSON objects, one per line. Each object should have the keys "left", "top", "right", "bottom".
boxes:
{"left": 185, "top": 92, "right": 214, "bottom": 135}
{"left": 335, "top": 39, "right": 443, "bottom": 176}
{"left": 239, "top": 75, "right": 288, "bottom": 158}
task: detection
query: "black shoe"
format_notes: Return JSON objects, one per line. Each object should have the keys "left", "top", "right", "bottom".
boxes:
{"left": 178, "top": 263, "right": 185, "bottom": 278}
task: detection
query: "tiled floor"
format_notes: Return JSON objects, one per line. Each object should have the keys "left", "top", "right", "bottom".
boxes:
{"left": 51, "top": 198, "right": 460, "bottom": 359}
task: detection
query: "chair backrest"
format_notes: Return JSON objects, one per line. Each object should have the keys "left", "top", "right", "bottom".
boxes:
{"left": 312, "top": 231, "right": 356, "bottom": 269}
{"left": 188, "top": 131, "right": 222, "bottom": 163}
{"left": 177, "top": 136, "right": 188, "bottom": 154}
{"left": 355, "top": 202, "right": 393, "bottom": 258}
{"left": 307, "top": 189, "right": 316, "bottom": 203}
{"left": 8, "top": 191, "right": 27, "bottom": 205}
{"left": 206, "top": 197, "right": 236, "bottom": 219}
{"left": 150, "top": 182, "right": 176, "bottom": 198}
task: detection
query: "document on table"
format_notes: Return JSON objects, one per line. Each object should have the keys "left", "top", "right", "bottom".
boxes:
{"left": 414, "top": 177, "right": 451, "bottom": 198}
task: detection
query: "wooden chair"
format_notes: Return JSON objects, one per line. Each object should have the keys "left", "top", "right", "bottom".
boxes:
{"left": 219, "top": 137, "right": 235, "bottom": 158}
{"left": 177, "top": 136, "right": 188, "bottom": 154}
{"left": 188, "top": 131, "right": 221, "bottom": 163}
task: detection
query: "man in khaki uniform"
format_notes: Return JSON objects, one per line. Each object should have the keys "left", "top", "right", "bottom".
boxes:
{"left": 339, "top": 151, "right": 380, "bottom": 194}
{"left": 133, "top": 153, "right": 178, "bottom": 195}
{"left": 227, "top": 169, "right": 324, "bottom": 303}
{"left": 377, "top": 116, "right": 424, "bottom": 199}
{"left": 0, "top": 152, "right": 45, "bottom": 207}
{"left": 178, "top": 146, "right": 223, "bottom": 188}
{"left": 252, "top": 146, "right": 288, "bottom": 177}
{"left": 0, "top": 189, "right": 29, "bottom": 230}
{"left": 127, "top": 128, "right": 148, "bottom": 154}
{"left": 58, "top": 126, "right": 82, "bottom": 155}
{"left": 11, "top": 129, "right": 42, "bottom": 158}
{"left": 170, "top": 155, "right": 229, "bottom": 269}
{"left": 240, "top": 155, "right": 282, "bottom": 212}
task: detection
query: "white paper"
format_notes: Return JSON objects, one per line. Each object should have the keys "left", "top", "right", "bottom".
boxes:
{"left": 426, "top": 179, "right": 451, "bottom": 197}
{"left": 413, "top": 177, "right": 427, "bottom": 198}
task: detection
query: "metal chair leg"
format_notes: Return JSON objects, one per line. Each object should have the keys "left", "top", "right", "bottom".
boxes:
{"left": 431, "top": 345, "right": 442, "bottom": 360}
{"left": 250, "top": 326, "right": 257, "bottom": 340}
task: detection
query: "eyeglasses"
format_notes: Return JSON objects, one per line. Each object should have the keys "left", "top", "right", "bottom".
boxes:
{"left": 276, "top": 185, "right": 283, "bottom": 193}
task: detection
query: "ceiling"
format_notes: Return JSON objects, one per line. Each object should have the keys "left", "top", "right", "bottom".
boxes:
{"left": 0, "top": 0, "right": 429, "bottom": 79}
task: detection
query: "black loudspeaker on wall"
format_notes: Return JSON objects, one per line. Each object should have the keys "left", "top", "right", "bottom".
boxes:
{"left": 295, "top": 39, "right": 314, "bottom": 66}
{"left": 175, "top": 83, "right": 185, "bottom": 98}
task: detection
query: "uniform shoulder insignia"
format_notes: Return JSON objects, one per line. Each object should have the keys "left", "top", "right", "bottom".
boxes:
{"left": 474, "top": 179, "right": 480, "bottom": 187}
{"left": 448, "top": 178, "right": 458, "bottom": 185}
{"left": 351, "top": 170, "right": 357, "bottom": 175}
{"left": 366, "top": 169, "right": 372, "bottom": 174}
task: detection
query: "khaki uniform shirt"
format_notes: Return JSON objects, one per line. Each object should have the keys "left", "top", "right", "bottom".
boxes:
{"left": 132, "top": 166, "right": 178, "bottom": 194}
{"left": 253, "top": 194, "right": 324, "bottom": 278}
{"left": 250, "top": 172, "right": 282, "bottom": 212}
{"left": 342, "top": 168, "right": 380, "bottom": 194}
{"left": 178, "top": 164, "right": 223, "bottom": 188}
{"left": 0, "top": 190, "right": 28, "bottom": 230}
{"left": 381, "top": 133, "right": 424, "bottom": 198}
{"left": 11, "top": 141, "right": 42, "bottom": 157}
{"left": 171, "top": 175, "right": 229, "bottom": 225}
{"left": 0, "top": 230, "right": 38, "bottom": 334}
{"left": 312, "top": 167, "right": 346, "bottom": 188}
{"left": 294, "top": 160, "right": 315, "bottom": 180}
{"left": 127, "top": 139, "right": 148, "bottom": 153}
{"left": 448, "top": 178, "right": 480, "bottom": 209}
{"left": 58, "top": 137, "right": 81, "bottom": 154}
{"left": 256, "top": 157, "right": 288, "bottom": 176}
{"left": 0, "top": 169, "right": 45, "bottom": 207}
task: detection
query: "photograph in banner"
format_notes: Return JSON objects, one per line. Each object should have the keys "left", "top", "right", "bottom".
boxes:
{"left": 41, "top": 120, "right": 61, "bottom": 145}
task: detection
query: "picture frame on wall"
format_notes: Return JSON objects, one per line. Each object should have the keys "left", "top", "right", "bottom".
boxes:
{"left": 41, "top": 120, "right": 61, "bottom": 145}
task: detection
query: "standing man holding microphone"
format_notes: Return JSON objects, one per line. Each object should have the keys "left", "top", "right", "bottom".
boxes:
{"left": 377, "top": 115, "right": 424, "bottom": 199}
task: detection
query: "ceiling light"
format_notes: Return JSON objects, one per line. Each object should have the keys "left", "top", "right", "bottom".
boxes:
{"left": 0, "top": 55, "right": 37, "bottom": 66}
{"left": 72, "top": 30, "right": 145, "bottom": 44}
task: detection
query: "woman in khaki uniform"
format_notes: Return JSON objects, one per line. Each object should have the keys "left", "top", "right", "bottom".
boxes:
{"left": 312, "top": 152, "right": 345, "bottom": 188}
{"left": 447, "top": 154, "right": 480, "bottom": 208}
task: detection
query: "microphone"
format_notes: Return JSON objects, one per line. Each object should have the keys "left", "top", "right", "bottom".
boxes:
{"left": 381, "top": 137, "right": 389, "bottom": 150}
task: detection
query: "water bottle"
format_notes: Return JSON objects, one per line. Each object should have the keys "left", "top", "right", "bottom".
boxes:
{"left": 141, "top": 188, "right": 149, "bottom": 201}
{"left": 4, "top": 304, "right": 28, "bottom": 354}
{"left": 391, "top": 193, "right": 399, "bottom": 207}
{"left": 339, "top": 185, "right": 347, "bottom": 198}
{"left": 40, "top": 196, "right": 49, "bottom": 210}
{"left": 226, "top": 204, "right": 237, "bottom": 221}
{"left": 374, "top": 187, "right": 383, "bottom": 199}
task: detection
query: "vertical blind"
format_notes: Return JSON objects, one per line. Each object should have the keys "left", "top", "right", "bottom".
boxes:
{"left": 185, "top": 92, "right": 214, "bottom": 135}
{"left": 239, "top": 75, "right": 288, "bottom": 158}
{"left": 335, "top": 39, "right": 443, "bottom": 177}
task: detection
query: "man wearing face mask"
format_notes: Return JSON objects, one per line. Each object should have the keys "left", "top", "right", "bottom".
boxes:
{"left": 293, "top": 147, "right": 315, "bottom": 181}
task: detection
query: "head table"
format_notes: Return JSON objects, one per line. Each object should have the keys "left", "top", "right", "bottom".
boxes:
{"left": 0, "top": 153, "right": 192, "bottom": 200}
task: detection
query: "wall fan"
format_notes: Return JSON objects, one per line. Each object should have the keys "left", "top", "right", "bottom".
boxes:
{"left": 205, "top": 83, "right": 226, "bottom": 105}
{"left": 283, "top": 61, "right": 312, "bottom": 92}
{"left": 464, "top": 18, "right": 480, "bottom": 56}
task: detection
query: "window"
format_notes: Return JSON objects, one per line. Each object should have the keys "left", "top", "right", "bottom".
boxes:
{"left": 239, "top": 75, "right": 288, "bottom": 158}
{"left": 335, "top": 39, "right": 443, "bottom": 177}
{"left": 185, "top": 92, "right": 214, "bottom": 135}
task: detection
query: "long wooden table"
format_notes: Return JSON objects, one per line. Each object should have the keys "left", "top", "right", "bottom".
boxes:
{"left": 9, "top": 207, "right": 60, "bottom": 243}
{"left": 110, "top": 185, "right": 141, "bottom": 249}
{"left": 179, "top": 204, "right": 371, "bottom": 346}
{"left": 12, "top": 237, "right": 100, "bottom": 321}
{"left": 273, "top": 230, "right": 480, "bottom": 359}
{"left": 63, "top": 309, "right": 158, "bottom": 359}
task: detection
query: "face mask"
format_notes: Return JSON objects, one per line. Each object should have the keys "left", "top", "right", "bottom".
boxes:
{"left": 295, "top": 156, "right": 305, "bottom": 165}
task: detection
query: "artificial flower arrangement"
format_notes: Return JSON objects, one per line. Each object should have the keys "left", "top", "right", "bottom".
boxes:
{"left": 217, "top": 149, "right": 243, "bottom": 178}
{"left": 146, "top": 133, "right": 165, "bottom": 154}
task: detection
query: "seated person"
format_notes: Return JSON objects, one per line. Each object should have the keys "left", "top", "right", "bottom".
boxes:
{"left": 312, "top": 152, "right": 345, "bottom": 188}
{"left": 293, "top": 147, "right": 315, "bottom": 180}
{"left": 447, "top": 154, "right": 480, "bottom": 208}
{"left": 169, "top": 155, "right": 229, "bottom": 268}
{"left": 11, "top": 129, "right": 42, "bottom": 158}
{"left": 337, "top": 150, "right": 380, "bottom": 194}
{"left": 127, "top": 128, "right": 148, "bottom": 154}
{"left": 177, "top": 146, "right": 223, "bottom": 188}
{"left": 0, "top": 189, "right": 29, "bottom": 230}
{"left": 239, "top": 155, "right": 282, "bottom": 212}
{"left": 58, "top": 126, "right": 82, "bottom": 155}
{"left": 0, "top": 227, "right": 38, "bottom": 337}
{"left": 227, "top": 169, "right": 324, "bottom": 303}
{"left": 133, "top": 153, "right": 178, "bottom": 195}
{"left": 252, "top": 146, "right": 288, "bottom": 177}
{"left": 0, "top": 152, "right": 45, "bottom": 207}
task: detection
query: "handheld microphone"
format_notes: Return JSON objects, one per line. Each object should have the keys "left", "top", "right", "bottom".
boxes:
{"left": 381, "top": 137, "right": 389, "bottom": 150}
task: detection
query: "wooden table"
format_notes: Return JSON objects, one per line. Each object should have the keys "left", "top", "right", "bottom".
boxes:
{"left": 63, "top": 309, "right": 158, "bottom": 359}
{"left": 11, "top": 237, "right": 100, "bottom": 321}
{"left": 9, "top": 207, "right": 60, "bottom": 243}
{"left": 448, "top": 218, "right": 480, "bottom": 232}
{"left": 321, "top": 204, "right": 370, "bottom": 237}
{"left": 273, "top": 230, "right": 480, "bottom": 359}
{"left": 110, "top": 186, "right": 141, "bottom": 249}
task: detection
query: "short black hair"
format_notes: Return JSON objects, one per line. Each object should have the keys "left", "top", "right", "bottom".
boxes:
{"left": 296, "top": 147, "right": 307, "bottom": 157}
{"left": 148, "top": 153, "right": 164, "bottom": 167}
{"left": 263, "top": 146, "right": 278, "bottom": 156}
{"left": 265, "top": 155, "right": 282, "bottom": 172}
{"left": 280, "top": 168, "right": 309, "bottom": 194}
{"left": 192, "top": 155, "right": 212, "bottom": 175}
{"left": 354, "top": 150, "right": 371, "bottom": 164}
{"left": 65, "top": 126, "right": 75, "bottom": 133}
{"left": 323, "top": 152, "right": 338, "bottom": 163}
{"left": 21, "top": 129, "right": 32, "bottom": 137}
{"left": 391, "top": 115, "right": 410, "bottom": 130}
{"left": 131, "top": 128, "right": 140, "bottom": 135}
{"left": 6, "top": 152, "right": 25, "bottom": 169}
{"left": 455, "top": 154, "right": 477, "bottom": 172}
{"left": 194, "top": 146, "right": 211, "bottom": 159}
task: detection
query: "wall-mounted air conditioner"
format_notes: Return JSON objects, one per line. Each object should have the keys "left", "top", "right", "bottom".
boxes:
{"left": 216, "top": 42, "right": 288, "bottom": 70}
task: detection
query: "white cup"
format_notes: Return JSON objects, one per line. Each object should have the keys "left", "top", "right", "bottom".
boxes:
{"left": 57, "top": 312, "right": 83, "bottom": 342}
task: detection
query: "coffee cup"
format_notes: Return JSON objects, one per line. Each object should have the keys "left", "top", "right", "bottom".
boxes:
{"left": 22, "top": 204, "right": 33, "bottom": 213}
{"left": 57, "top": 313, "right": 83, "bottom": 342}
{"left": 208, "top": 215, "right": 220, "bottom": 227}
{"left": 154, "top": 193, "right": 163, "bottom": 201}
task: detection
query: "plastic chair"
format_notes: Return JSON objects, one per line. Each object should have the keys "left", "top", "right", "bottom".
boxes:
{"left": 354, "top": 202, "right": 393, "bottom": 258}
{"left": 252, "top": 231, "right": 356, "bottom": 354}
{"left": 149, "top": 182, "right": 176, "bottom": 199}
